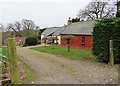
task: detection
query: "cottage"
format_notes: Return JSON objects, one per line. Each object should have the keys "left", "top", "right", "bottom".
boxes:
{"left": 41, "top": 27, "right": 64, "bottom": 45}
{"left": 15, "top": 37, "right": 26, "bottom": 45}
{"left": 3, "top": 37, "right": 26, "bottom": 45}
{"left": 61, "top": 20, "right": 95, "bottom": 49}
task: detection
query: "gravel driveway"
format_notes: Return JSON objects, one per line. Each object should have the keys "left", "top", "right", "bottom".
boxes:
{"left": 17, "top": 47, "right": 118, "bottom": 84}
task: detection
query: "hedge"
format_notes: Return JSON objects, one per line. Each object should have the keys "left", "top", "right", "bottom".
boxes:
{"left": 92, "top": 17, "right": 120, "bottom": 63}
{"left": 25, "top": 37, "right": 38, "bottom": 46}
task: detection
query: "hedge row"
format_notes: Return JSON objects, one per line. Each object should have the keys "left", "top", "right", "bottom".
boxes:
{"left": 92, "top": 17, "right": 120, "bottom": 63}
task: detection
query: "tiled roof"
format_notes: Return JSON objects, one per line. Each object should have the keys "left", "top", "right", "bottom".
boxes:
{"left": 61, "top": 20, "right": 95, "bottom": 35}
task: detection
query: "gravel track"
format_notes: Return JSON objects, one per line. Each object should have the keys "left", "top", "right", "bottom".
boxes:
{"left": 17, "top": 47, "right": 118, "bottom": 84}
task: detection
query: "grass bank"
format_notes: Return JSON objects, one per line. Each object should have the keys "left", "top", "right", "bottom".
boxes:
{"left": 31, "top": 46, "right": 98, "bottom": 63}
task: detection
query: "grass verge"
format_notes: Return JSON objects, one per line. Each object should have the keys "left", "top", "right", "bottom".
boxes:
{"left": 31, "top": 46, "right": 98, "bottom": 63}
{"left": 20, "top": 60, "right": 36, "bottom": 84}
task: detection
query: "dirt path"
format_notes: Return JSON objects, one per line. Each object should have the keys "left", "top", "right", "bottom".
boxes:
{"left": 17, "top": 47, "right": 118, "bottom": 84}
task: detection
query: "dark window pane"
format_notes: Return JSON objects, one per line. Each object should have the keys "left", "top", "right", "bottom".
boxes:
{"left": 82, "top": 37, "right": 85, "bottom": 44}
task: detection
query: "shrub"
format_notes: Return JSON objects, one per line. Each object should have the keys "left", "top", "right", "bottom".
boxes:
{"left": 23, "top": 43, "right": 29, "bottom": 47}
{"left": 37, "top": 41, "right": 41, "bottom": 44}
{"left": 92, "top": 17, "right": 120, "bottom": 63}
{"left": 25, "top": 37, "right": 38, "bottom": 46}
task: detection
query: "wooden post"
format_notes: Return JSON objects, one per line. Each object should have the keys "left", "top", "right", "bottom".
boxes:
{"left": 8, "top": 38, "right": 19, "bottom": 83}
{"left": 110, "top": 40, "right": 114, "bottom": 66}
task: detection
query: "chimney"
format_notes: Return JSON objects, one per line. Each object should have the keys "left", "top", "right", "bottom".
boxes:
{"left": 67, "top": 17, "right": 72, "bottom": 25}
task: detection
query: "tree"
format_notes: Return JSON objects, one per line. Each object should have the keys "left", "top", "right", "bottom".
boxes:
{"left": 38, "top": 28, "right": 47, "bottom": 40}
{"left": 1, "top": 24, "right": 12, "bottom": 43}
{"left": 7, "top": 19, "right": 40, "bottom": 37}
{"left": 78, "top": 1, "right": 116, "bottom": 20}
{"left": 21, "top": 19, "right": 39, "bottom": 37}
{"left": 72, "top": 18, "right": 80, "bottom": 23}
{"left": 62, "top": 35, "right": 75, "bottom": 52}
{"left": 7, "top": 22, "right": 22, "bottom": 37}
{"left": 116, "top": 0, "right": 120, "bottom": 17}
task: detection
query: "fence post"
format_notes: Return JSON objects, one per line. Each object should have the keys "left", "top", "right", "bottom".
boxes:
{"left": 8, "top": 38, "right": 19, "bottom": 83}
{"left": 109, "top": 40, "right": 114, "bottom": 66}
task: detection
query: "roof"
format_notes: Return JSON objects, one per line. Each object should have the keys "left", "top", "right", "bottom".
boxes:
{"left": 15, "top": 37, "right": 26, "bottom": 42}
{"left": 52, "top": 27, "right": 64, "bottom": 36}
{"left": 41, "top": 28, "right": 59, "bottom": 36}
{"left": 41, "top": 27, "right": 64, "bottom": 36}
{"left": 61, "top": 20, "right": 95, "bottom": 35}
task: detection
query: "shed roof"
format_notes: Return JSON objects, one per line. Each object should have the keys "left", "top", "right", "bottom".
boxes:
{"left": 61, "top": 20, "right": 95, "bottom": 35}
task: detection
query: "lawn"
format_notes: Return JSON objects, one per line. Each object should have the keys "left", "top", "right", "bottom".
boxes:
{"left": 31, "top": 46, "right": 98, "bottom": 62}
{"left": 16, "top": 45, "right": 23, "bottom": 47}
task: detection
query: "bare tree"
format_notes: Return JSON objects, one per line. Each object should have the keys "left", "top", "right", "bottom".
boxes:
{"left": 78, "top": 1, "right": 116, "bottom": 20}
{"left": 21, "top": 19, "right": 39, "bottom": 37}
{"left": 7, "top": 19, "right": 40, "bottom": 37}
{"left": 0, "top": 24, "right": 3, "bottom": 32}
{"left": 7, "top": 22, "right": 22, "bottom": 37}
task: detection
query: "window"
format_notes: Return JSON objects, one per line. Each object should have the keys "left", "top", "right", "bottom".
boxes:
{"left": 81, "top": 37, "right": 85, "bottom": 45}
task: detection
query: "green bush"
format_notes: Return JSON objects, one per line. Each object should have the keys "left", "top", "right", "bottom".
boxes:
{"left": 23, "top": 43, "right": 29, "bottom": 47}
{"left": 37, "top": 41, "right": 41, "bottom": 44}
{"left": 25, "top": 37, "right": 38, "bottom": 46}
{"left": 92, "top": 17, "right": 120, "bottom": 63}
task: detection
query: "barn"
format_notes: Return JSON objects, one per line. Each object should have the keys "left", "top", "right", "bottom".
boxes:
{"left": 61, "top": 20, "right": 95, "bottom": 49}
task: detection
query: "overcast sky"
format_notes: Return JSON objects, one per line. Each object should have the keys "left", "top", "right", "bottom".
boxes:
{"left": 0, "top": 0, "right": 93, "bottom": 28}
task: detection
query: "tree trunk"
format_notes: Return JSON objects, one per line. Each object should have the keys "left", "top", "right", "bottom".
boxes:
{"left": 45, "top": 40, "right": 46, "bottom": 47}
{"left": 8, "top": 38, "right": 19, "bottom": 84}
{"left": 110, "top": 40, "right": 114, "bottom": 66}
{"left": 52, "top": 43, "right": 54, "bottom": 49}
{"left": 117, "top": 0, "right": 119, "bottom": 13}
{"left": 68, "top": 44, "right": 70, "bottom": 52}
